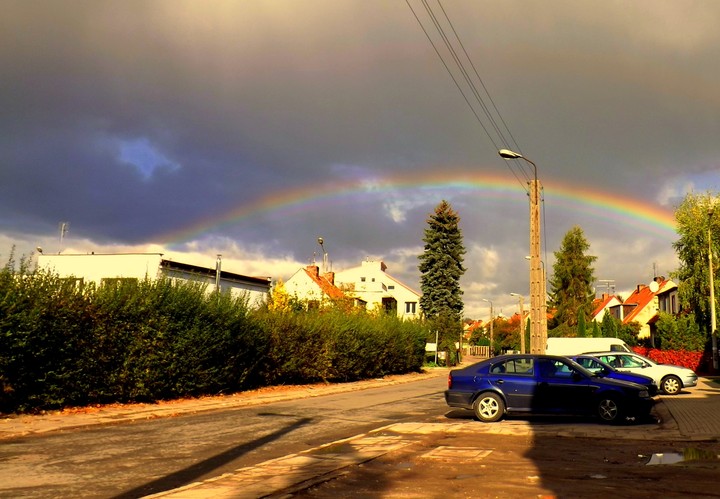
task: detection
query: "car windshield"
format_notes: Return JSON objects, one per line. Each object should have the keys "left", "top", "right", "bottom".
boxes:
{"left": 574, "top": 357, "right": 611, "bottom": 374}
{"left": 564, "top": 358, "right": 594, "bottom": 377}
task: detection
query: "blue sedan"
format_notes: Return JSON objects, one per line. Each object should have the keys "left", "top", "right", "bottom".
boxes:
{"left": 445, "top": 354, "right": 654, "bottom": 424}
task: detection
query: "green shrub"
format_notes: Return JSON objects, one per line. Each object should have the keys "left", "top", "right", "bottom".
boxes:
{"left": 0, "top": 255, "right": 429, "bottom": 414}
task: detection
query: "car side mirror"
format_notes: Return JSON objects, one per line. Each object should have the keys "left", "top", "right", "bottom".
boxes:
{"left": 572, "top": 371, "right": 583, "bottom": 382}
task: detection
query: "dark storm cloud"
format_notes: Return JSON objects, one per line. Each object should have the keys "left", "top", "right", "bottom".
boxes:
{"left": 2, "top": 1, "right": 720, "bottom": 315}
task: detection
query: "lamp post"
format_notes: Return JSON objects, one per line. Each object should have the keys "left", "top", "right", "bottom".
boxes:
{"left": 510, "top": 293, "right": 525, "bottom": 354}
{"left": 482, "top": 298, "right": 494, "bottom": 357}
{"left": 709, "top": 209, "right": 718, "bottom": 370}
{"left": 317, "top": 236, "right": 328, "bottom": 274}
{"left": 499, "top": 149, "right": 546, "bottom": 353}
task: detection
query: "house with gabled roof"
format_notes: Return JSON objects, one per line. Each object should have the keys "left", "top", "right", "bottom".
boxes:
{"left": 605, "top": 276, "right": 678, "bottom": 341}
{"left": 590, "top": 293, "right": 623, "bottom": 323}
{"left": 284, "top": 264, "right": 365, "bottom": 310}
{"left": 334, "top": 259, "right": 421, "bottom": 319}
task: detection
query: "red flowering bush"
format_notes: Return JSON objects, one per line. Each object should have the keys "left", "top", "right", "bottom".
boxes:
{"left": 633, "top": 346, "right": 711, "bottom": 374}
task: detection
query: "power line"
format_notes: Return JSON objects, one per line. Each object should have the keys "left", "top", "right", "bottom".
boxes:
{"left": 405, "top": 0, "right": 533, "bottom": 189}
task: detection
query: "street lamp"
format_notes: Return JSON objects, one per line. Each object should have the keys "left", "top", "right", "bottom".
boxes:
{"left": 709, "top": 209, "right": 718, "bottom": 370}
{"left": 510, "top": 293, "right": 525, "bottom": 354}
{"left": 317, "top": 236, "right": 328, "bottom": 274}
{"left": 500, "top": 148, "right": 546, "bottom": 354}
{"left": 482, "top": 298, "right": 494, "bottom": 357}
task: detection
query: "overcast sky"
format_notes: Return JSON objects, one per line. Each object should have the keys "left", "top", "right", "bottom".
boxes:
{"left": 3, "top": 1, "right": 719, "bottom": 318}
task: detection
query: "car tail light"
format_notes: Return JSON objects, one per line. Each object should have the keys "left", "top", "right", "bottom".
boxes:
{"left": 447, "top": 373, "right": 453, "bottom": 389}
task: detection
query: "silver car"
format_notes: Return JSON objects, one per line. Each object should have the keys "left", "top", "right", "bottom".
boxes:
{"left": 592, "top": 352, "right": 698, "bottom": 395}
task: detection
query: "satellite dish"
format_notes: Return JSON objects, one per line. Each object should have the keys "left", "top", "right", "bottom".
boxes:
{"left": 649, "top": 281, "right": 660, "bottom": 293}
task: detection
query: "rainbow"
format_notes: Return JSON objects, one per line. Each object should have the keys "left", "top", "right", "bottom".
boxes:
{"left": 157, "top": 170, "right": 677, "bottom": 244}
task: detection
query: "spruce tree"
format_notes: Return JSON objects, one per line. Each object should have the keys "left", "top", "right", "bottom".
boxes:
{"left": 418, "top": 200, "right": 466, "bottom": 365}
{"left": 418, "top": 200, "right": 466, "bottom": 320}
{"left": 548, "top": 226, "right": 597, "bottom": 330}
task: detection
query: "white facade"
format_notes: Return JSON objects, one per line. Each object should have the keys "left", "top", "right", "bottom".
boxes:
{"left": 334, "top": 260, "right": 421, "bottom": 319}
{"left": 37, "top": 253, "right": 271, "bottom": 306}
{"left": 284, "top": 265, "right": 350, "bottom": 309}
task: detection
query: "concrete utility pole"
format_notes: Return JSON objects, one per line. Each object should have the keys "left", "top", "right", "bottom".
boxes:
{"left": 709, "top": 209, "right": 718, "bottom": 370}
{"left": 482, "top": 298, "right": 494, "bottom": 357}
{"left": 500, "top": 149, "right": 547, "bottom": 354}
{"left": 510, "top": 293, "right": 525, "bottom": 354}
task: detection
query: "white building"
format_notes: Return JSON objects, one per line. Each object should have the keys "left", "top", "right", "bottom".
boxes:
{"left": 334, "top": 259, "right": 421, "bottom": 319}
{"left": 37, "top": 252, "right": 271, "bottom": 306}
{"left": 284, "top": 264, "right": 350, "bottom": 309}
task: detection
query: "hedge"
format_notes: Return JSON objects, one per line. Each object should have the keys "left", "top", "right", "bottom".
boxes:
{"left": 0, "top": 266, "right": 427, "bottom": 414}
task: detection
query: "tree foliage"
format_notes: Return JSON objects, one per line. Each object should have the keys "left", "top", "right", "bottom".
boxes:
{"left": 671, "top": 192, "right": 720, "bottom": 334}
{"left": 600, "top": 310, "right": 618, "bottom": 338}
{"left": 418, "top": 200, "right": 466, "bottom": 321}
{"left": 548, "top": 226, "right": 597, "bottom": 329}
{"left": 654, "top": 312, "right": 705, "bottom": 351}
{"left": 418, "top": 200, "right": 466, "bottom": 366}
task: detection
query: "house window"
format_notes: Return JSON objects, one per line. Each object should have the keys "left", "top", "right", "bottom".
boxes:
{"left": 360, "top": 277, "right": 366, "bottom": 282}
{"left": 388, "top": 285, "right": 395, "bottom": 290}
{"left": 405, "top": 302, "right": 417, "bottom": 314}
{"left": 60, "top": 277, "right": 84, "bottom": 289}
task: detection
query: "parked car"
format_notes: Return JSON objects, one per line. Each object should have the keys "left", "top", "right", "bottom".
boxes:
{"left": 591, "top": 352, "right": 698, "bottom": 395}
{"left": 546, "top": 337, "right": 631, "bottom": 356}
{"left": 445, "top": 354, "right": 654, "bottom": 424}
{"left": 570, "top": 354, "right": 658, "bottom": 396}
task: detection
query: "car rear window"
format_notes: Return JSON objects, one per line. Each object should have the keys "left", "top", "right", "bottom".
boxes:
{"left": 490, "top": 358, "right": 534, "bottom": 375}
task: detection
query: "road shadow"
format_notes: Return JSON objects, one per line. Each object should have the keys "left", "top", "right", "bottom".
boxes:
{"left": 113, "top": 417, "right": 312, "bottom": 498}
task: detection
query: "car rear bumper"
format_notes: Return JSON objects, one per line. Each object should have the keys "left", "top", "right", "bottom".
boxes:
{"left": 444, "top": 390, "right": 474, "bottom": 409}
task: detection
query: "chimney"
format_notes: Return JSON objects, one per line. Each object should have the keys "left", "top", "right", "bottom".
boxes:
{"left": 323, "top": 272, "right": 335, "bottom": 285}
{"left": 306, "top": 265, "right": 320, "bottom": 277}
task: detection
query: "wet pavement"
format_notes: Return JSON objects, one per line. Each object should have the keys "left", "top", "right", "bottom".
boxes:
{"left": 2, "top": 363, "right": 719, "bottom": 499}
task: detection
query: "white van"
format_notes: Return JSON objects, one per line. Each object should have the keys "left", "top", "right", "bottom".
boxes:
{"left": 545, "top": 337, "right": 631, "bottom": 356}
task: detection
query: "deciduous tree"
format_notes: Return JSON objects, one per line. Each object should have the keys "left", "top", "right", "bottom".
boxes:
{"left": 671, "top": 192, "right": 720, "bottom": 335}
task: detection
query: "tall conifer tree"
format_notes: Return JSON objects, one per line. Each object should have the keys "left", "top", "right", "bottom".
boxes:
{"left": 418, "top": 200, "right": 466, "bottom": 320}
{"left": 548, "top": 226, "right": 596, "bottom": 329}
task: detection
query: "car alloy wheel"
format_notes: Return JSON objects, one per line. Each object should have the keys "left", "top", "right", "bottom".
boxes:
{"left": 597, "top": 396, "right": 621, "bottom": 423}
{"left": 473, "top": 393, "right": 505, "bottom": 422}
{"left": 661, "top": 375, "right": 681, "bottom": 395}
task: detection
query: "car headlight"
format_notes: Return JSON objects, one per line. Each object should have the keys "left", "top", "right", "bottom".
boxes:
{"left": 638, "top": 390, "right": 649, "bottom": 398}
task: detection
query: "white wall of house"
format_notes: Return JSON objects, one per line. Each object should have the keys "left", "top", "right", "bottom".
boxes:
{"left": 334, "top": 260, "right": 421, "bottom": 319}
{"left": 38, "top": 253, "right": 164, "bottom": 283}
{"left": 37, "top": 253, "right": 270, "bottom": 306}
{"left": 284, "top": 267, "right": 329, "bottom": 305}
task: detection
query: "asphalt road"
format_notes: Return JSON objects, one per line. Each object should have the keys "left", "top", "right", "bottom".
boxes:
{"left": 0, "top": 376, "right": 448, "bottom": 498}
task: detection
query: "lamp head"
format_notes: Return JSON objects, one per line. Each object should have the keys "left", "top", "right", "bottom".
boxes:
{"left": 499, "top": 149, "right": 523, "bottom": 160}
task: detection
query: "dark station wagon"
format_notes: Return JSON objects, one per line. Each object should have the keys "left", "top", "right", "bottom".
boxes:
{"left": 445, "top": 354, "right": 654, "bottom": 424}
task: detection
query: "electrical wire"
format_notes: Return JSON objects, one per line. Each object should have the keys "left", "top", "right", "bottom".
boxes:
{"left": 405, "top": 0, "right": 533, "bottom": 189}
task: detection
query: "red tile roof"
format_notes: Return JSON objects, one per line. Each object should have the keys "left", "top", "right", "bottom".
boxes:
{"left": 621, "top": 278, "right": 674, "bottom": 324}
{"left": 303, "top": 265, "right": 346, "bottom": 301}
